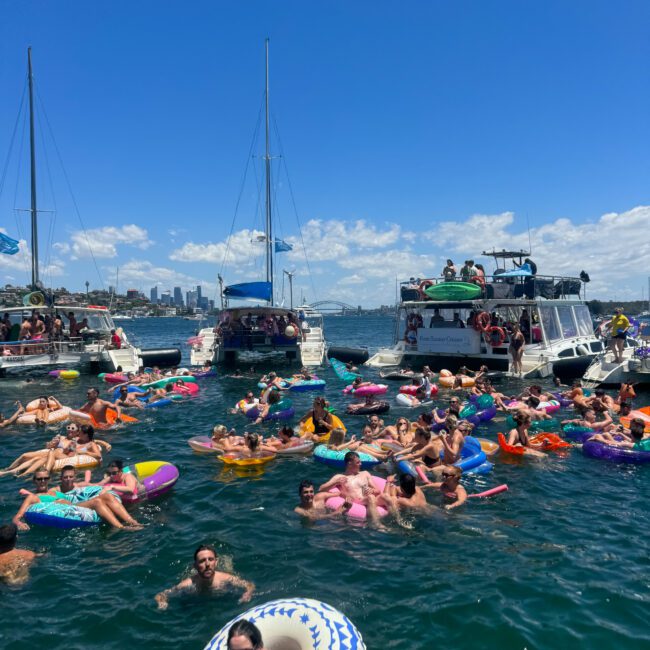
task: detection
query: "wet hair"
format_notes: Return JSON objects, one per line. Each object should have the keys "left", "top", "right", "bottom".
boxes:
{"left": 400, "top": 473, "right": 416, "bottom": 497}
{"left": 108, "top": 460, "right": 124, "bottom": 471}
{"left": 279, "top": 426, "right": 294, "bottom": 439}
{"left": 0, "top": 523, "right": 18, "bottom": 551}
{"left": 268, "top": 390, "right": 280, "bottom": 405}
{"left": 344, "top": 451, "right": 360, "bottom": 467}
{"left": 594, "top": 389, "right": 605, "bottom": 397}
{"left": 227, "top": 619, "right": 263, "bottom": 650}
{"left": 513, "top": 410, "right": 531, "bottom": 426}
{"left": 298, "top": 479, "right": 314, "bottom": 495}
{"left": 527, "top": 395, "right": 541, "bottom": 408}
{"left": 38, "top": 395, "right": 49, "bottom": 403}
{"left": 80, "top": 424, "right": 94, "bottom": 440}
{"left": 328, "top": 428, "right": 346, "bottom": 447}
{"left": 630, "top": 418, "right": 645, "bottom": 437}
{"left": 61, "top": 465, "right": 75, "bottom": 475}
{"left": 414, "top": 426, "right": 431, "bottom": 441}
{"left": 194, "top": 544, "right": 217, "bottom": 562}
{"left": 530, "top": 385, "right": 542, "bottom": 394}
{"left": 87, "top": 387, "right": 99, "bottom": 397}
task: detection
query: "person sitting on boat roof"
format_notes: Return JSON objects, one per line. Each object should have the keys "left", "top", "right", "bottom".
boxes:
{"left": 429, "top": 308, "right": 444, "bottom": 328}
{"left": 442, "top": 259, "right": 457, "bottom": 281}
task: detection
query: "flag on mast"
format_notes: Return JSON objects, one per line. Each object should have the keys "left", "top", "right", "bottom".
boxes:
{"left": 0, "top": 232, "right": 20, "bottom": 255}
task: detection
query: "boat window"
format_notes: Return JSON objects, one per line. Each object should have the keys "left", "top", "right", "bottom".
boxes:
{"left": 539, "top": 305, "right": 561, "bottom": 342}
{"left": 573, "top": 305, "right": 593, "bottom": 337}
{"left": 556, "top": 305, "right": 577, "bottom": 339}
{"left": 558, "top": 348, "right": 575, "bottom": 357}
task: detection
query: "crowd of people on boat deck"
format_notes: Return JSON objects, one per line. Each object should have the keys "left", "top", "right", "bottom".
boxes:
{"left": 212, "top": 310, "right": 309, "bottom": 342}
{"left": 0, "top": 310, "right": 123, "bottom": 356}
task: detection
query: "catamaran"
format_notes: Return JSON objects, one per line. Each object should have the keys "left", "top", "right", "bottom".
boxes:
{"left": 190, "top": 41, "right": 325, "bottom": 367}
{"left": 366, "top": 250, "right": 601, "bottom": 380}
{"left": 0, "top": 49, "right": 179, "bottom": 376}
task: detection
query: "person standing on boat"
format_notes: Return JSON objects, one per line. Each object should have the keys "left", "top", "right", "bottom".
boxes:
{"left": 460, "top": 260, "right": 477, "bottom": 282}
{"left": 442, "top": 259, "right": 457, "bottom": 281}
{"left": 508, "top": 324, "right": 525, "bottom": 375}
{"left": 602, "top": 307, "right": 630, "bottom": 364}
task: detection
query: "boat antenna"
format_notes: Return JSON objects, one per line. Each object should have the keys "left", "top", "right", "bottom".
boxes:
{"left": 526, "top": 212, "right": 532, "bottom": 255}
{"left": 264, "top": 38, "right": 274, "bottom": 306}
{"left": 28, "top": 47, "right": 39, "bottom": 290}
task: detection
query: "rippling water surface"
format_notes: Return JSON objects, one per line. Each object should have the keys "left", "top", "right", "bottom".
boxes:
{"left": 1, "top": 315, "right": 648, "bottom": 649}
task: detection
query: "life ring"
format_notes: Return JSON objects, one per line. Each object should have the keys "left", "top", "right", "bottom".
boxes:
{"left": 204, "top": 597, "right": 367, "bottom": 650}
{"left": 474, "top": 311, "right": 491, "bottom": 332}
{"left": 418, "top": 280, "right": 433, "bottom": 299}
{"left": 484, "top": 326, "right": 506, "bottom": 347}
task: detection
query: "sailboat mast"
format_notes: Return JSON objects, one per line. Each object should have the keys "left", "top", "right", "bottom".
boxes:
{"left": 27, "top": 47, "right": 39, "bottom": 289}
{"left": 264, "top": 38, "right": 274, "bottom": 306}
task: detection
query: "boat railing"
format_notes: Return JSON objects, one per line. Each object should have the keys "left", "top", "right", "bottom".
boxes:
{"left": 399, "top": 273, "right": 585, "bottom": 302}
{"left": 0, "top": 338, "right": 86, "bottom": 356}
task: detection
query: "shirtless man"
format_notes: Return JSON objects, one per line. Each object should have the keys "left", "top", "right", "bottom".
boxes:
{"left": 562, "top": 408, "right": 613, "bottom": 432}
{"left": 318, "top": 452, "right": 386, "bottom": 523}
{"left": 439, "top": 415, "right": 465, "bottom": 465}
{"left": 383, "top": 474, "right": 429, "bottom": 512}
{"left": 0, "top": 523, "right": 38, "bottom": 585}
{"left": 114, "top": 386, "right": 146, "bottom": 410}
{"left": 294, "top": 479, "right": 349, "bottom": 520}
{"left": 155, "top": 545, "right": 255, "bottom": 610}
{"left": 79, "top": 387, "right": 121, "bottom": 425}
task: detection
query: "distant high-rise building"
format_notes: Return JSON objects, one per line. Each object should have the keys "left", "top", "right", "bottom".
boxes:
{"left": 108, "top": 285, "right": 116, "bottom": 295}
{"left": 186, "top": 290, "right": 198, "bottom": 309}
{"left": 150, "top": 287, "right": 158, "bottom": 304}
{"left": 126, "top": 289, "right": 139, "bottom": 300}
{"left": 198, "top": 296, "right": 209, "bottom": 311}
{"left": 173, "top": 287, "right": 183, "bottom": 307}
{"left": 161, "top": 291, "right": 171, "bottom": 306}
{"left": 196, "top": 285, "right": 202, "bottom": 302}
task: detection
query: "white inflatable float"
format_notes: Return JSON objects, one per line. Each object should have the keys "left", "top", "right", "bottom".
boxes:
{"left": 204, "top": 597, "right": 366, "bottom": 650}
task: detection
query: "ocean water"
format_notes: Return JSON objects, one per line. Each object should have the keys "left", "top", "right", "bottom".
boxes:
{"left": 0, "top": 315, "right": 648, "bottom": 650}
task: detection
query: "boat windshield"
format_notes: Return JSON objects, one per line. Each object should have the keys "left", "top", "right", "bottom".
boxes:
{"left": 574, "top": 305, "right": 593, "bottom": 337}
{"left": 556, "top": 305, "right": 577, "bottom": 339}
{"left": 539, "top": 305, "right": 561, "bottom": 343}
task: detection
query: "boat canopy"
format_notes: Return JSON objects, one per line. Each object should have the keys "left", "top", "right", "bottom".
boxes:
{"left": 223, "top": 282, "right": 272, "bottom": 302}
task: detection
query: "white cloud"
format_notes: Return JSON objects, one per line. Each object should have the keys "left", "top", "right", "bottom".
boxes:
{"left": 59, "top": 224, "right": 153, "bottom": 260}
{"left": 338, "top": 249, "right": 437, "bottom": 281}
{"left": 169, "top": 229, "right": 266, "bottom": 268}
{"left": 429, "top": 207, "right": 650, "bottom": 298}
{"left": 105, "top": 260, "right": 216, "bottom": 294}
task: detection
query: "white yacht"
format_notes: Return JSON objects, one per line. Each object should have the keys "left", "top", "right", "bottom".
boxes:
{"left": 366, "top": 250, "right": 601, "bottom": 380}
{"left": 189, "top": 41, "right": 326, "bottom": 368}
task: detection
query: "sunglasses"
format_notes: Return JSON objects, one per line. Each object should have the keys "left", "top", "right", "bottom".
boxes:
{"left": 107, "top": 470, "right": 120, "bottom": 476}
{"left": 35, "top": 476, "right": 50, "bottom": 481}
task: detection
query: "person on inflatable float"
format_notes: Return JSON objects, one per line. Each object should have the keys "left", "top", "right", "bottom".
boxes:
{"left": 0, "top": 403, "right": 25, "bottom": 429}
{"left": 155, "top": 544, "right": 255, "bottom": 610}
{"left": 506, "top": 412, "right": 546, "bottom": 458}
{"left": 294, "top": 479, "right": 350, "bottom": 520}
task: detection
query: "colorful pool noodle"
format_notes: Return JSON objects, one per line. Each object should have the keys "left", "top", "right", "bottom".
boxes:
{"left": 468, "top": 484, "right": 508, "bottom": 499}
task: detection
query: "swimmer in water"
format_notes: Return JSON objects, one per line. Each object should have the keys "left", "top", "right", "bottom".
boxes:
{"left": 294, "top": 479, "right": 350, "bottom": 520}
{"left": 0, "top": 523, "right": 38, "bottom": 586}
{"left": 422, "top": 465, "right": 468, "bottom": 510}
{"left": 155, "top": 544, "right": 255, "bottom": 609}
{"left": 383, "top": 473, "right": 430, "bottom": 513}
{"left": 227, "top": 620, "right": 265, "bottom": 650}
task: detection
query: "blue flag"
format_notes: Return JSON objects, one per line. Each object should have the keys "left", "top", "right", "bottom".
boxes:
{"left": 0, "top": 232, "right": 19, "bottom": 255}
{"left": 274, "top": 239, "right": 293, "bottom": 253}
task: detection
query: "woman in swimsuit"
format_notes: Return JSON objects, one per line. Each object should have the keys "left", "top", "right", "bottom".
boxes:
{"left": 506, "top": 411, "right": 546, "bottom": 457}
{"left": 508, "top": 324, "right": 525, "bottom": 374}
{"left": 396, "top": 427, "right": 443, "bottom": 479}
{"left": 298, "top": 397, "right": 334, "bottom": 440}
{"left": 423, "top": 466, "right": 468, "bottom": 510}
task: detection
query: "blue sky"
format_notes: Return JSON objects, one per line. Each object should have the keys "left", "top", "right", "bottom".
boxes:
{"left": 1, "top": 1, "right": 649, "bottom": 306}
